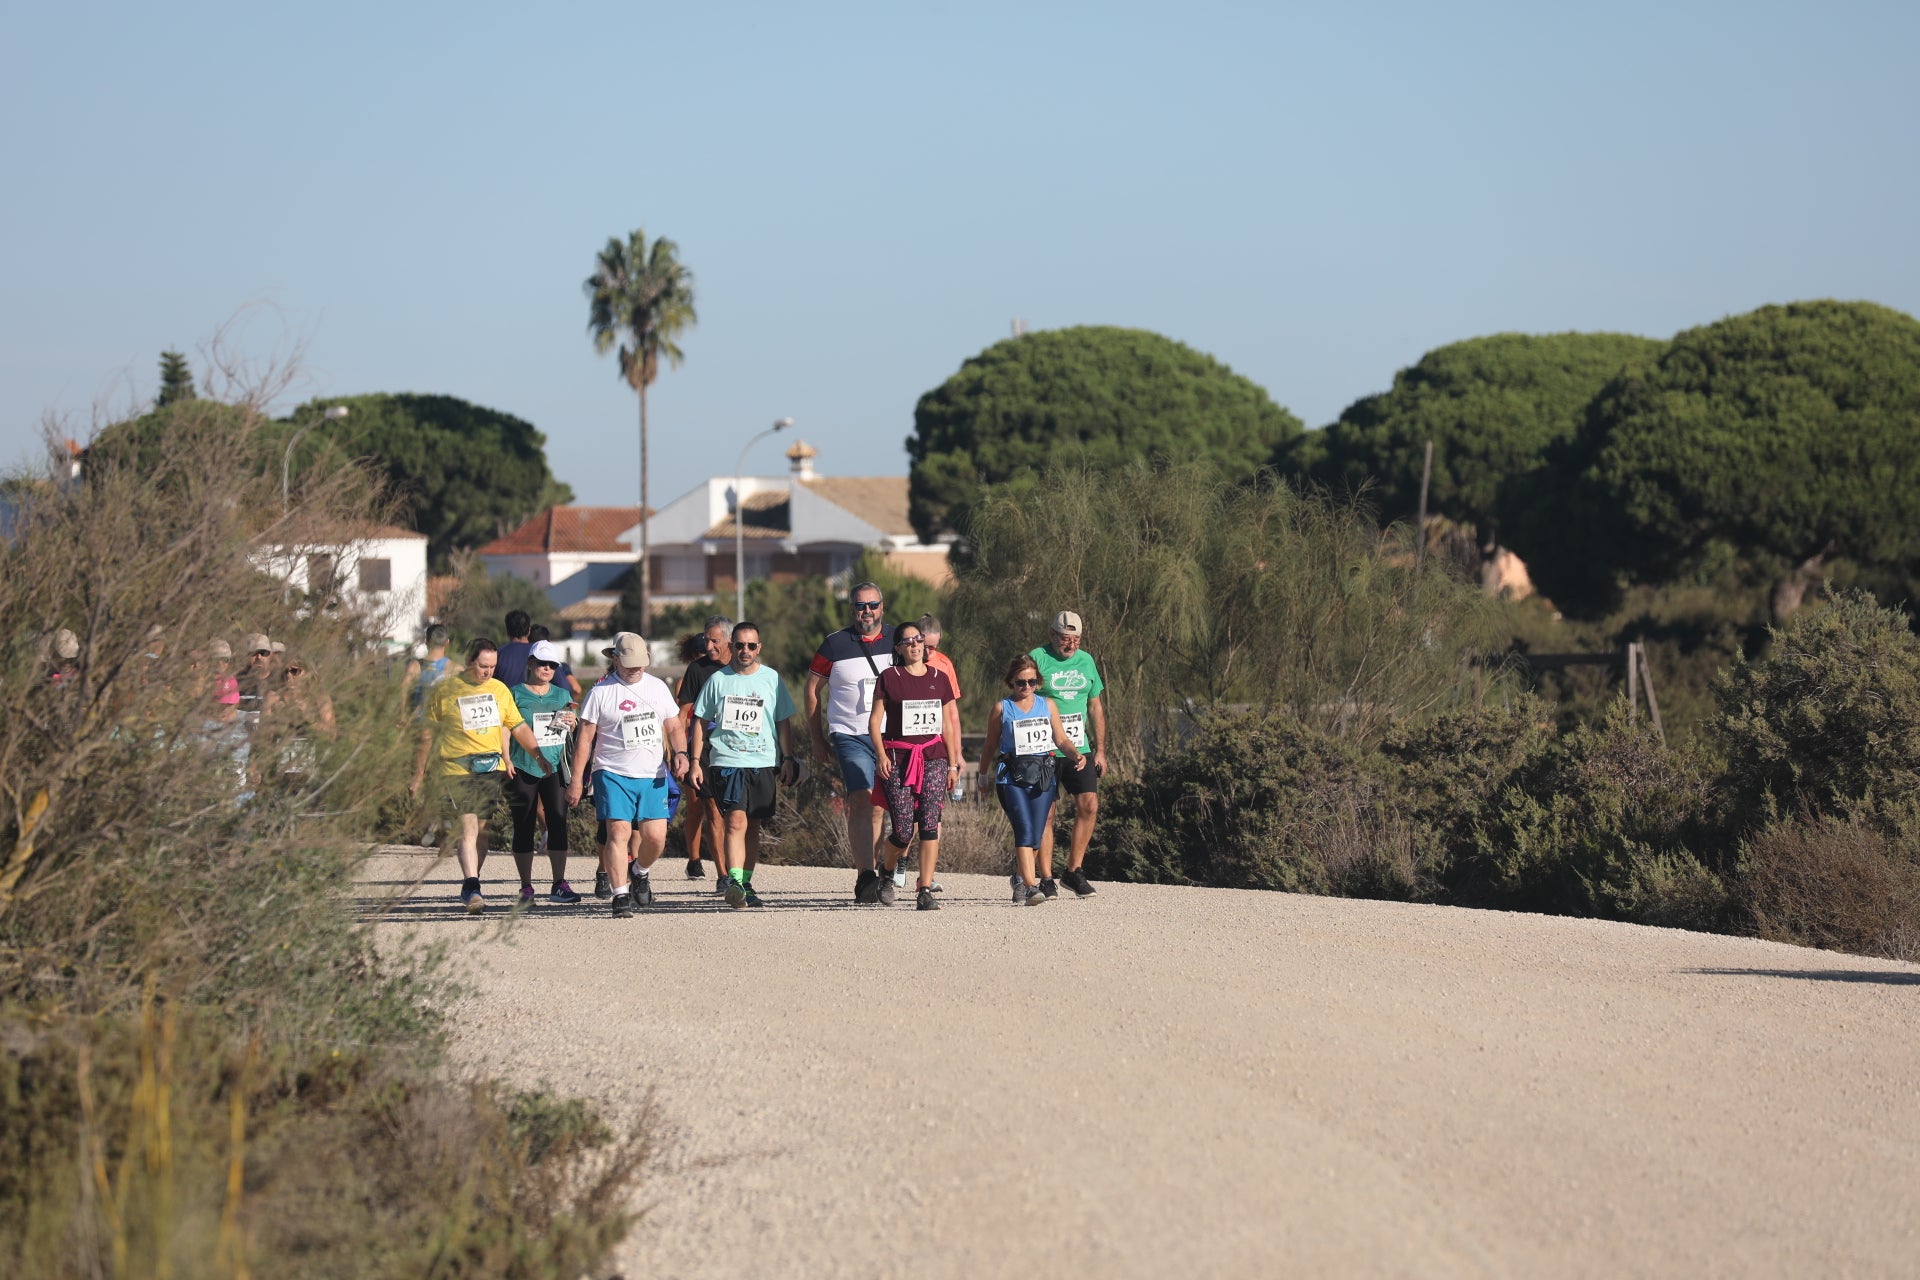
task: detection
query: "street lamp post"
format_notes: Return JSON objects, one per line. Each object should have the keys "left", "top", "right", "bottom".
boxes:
{"left": 735, "top": 417, "right": 794, "bottom": 621}
{"left": 283, "top": 405, "right": 350, "bottom": 515}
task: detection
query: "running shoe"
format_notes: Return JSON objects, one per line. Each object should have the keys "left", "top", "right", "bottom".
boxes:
{"left": 517, "top": 884, "right": 536, "bottom": 908}
{"left": 1039, "top": 877, "right": 1059, "bottom": 899}
{"left": 877, "top": 876, "right": 897, "bottom": 906}
{"left": 593, "top": 870, "right": 612, "bottom": 899}
{"left": 610, "top": 891, "right": 634, "bottom": 919}
{"left": 549, "top": 880, "right": 582, "bottom": 905}
{"left": 461, "top": 881, "right": 485, "bottom": 914}
{"left": 725, "top": 879, "right": 747, "bottom": 909}
{"left": 1062, "top": 869, "right": 1097, "bottom": 897}
{"left": 916, "top": 886, "right": 939, "bottom": 911}
{"left": 629, "top": 876, "right": 655, "bottom": 908}
{"left": 685, "top": 857, "right": 706, "bottom": 878}
{"left": 1010, "top": 874, "right": 1024, "bottom": 904}
{"left": 744, "top": 884, "right": 764, "bottom": 908}
{"left": 716, "top": 875, "right": 730, "bottom": 895}
{"left": 854, "top": 869, "right": 881, "bottom": 904}
{"left": 1020, "top": 883, "right": 1048, "bottom": 907}
{"left": 891, "top": 861, "right": 909, "bottom": 889}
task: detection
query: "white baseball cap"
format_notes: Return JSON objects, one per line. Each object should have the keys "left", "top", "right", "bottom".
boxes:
{"left": 528, "top": 640, "right": 564, "bottom": 666}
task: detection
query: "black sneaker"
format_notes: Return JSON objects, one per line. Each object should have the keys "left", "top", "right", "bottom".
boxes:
{"left": 916, "top": 886, "right": 939, "bottom": 911}
{"left": 1039, "top": 877, "right": 1059, "bottom": 899}
{"left": 716, "top": 875, "right": 730, "bottom": 895}
{"left": 685, "top": 857, "right": 706, "bottom": 878}
{"left": 629, "top": 876, "right": 655, "bottom": 908}
{"left": 854, "top": 869, "right": 881, "bottom": 904}
{"left": 1019, "top": 883, "right": 1047, "bottom": 907}
{"left": 1062, "top": 869, "right": 1097, "bottom": 897}
{"left": 593, "top": 870, "right": 612, "bottom": 899}
{"left": 744, "top": 884, "right": 764, "bottom": 908}
{"left": 725, "top": 878, "right": 747, "bottom": 909}
{"left": 877, "top": 875, "right": 897, "bottom": 906}
{"left": 610, "top": 891, "right": 634, "bottom": 919}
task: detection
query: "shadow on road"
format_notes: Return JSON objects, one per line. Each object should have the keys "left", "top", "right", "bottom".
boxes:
{"left": 1687, "top": 967, "right": 1920, "bottom": 986}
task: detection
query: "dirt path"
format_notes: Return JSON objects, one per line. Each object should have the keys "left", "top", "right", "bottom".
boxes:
{"left": 366, "top": 854, "right": 1920, "bottom": 1279}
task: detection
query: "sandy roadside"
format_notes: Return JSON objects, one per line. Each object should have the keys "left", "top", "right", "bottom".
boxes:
{"left": 365, "top": 854, "right": 1920, "bottom": 1279}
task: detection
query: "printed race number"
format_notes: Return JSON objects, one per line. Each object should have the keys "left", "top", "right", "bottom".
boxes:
{"left": 858, "top": 677, "right": 877, "bottom": 713}
{"left": 531, "top": 711, "right": 569, "bottom": 748}
{"left": 618, "top": 711, "right": 660, "bottom": 750}
{"left": 901, "top": 698, "right": 942, "bottom": 737}
{"left": 1012, "top": 717, "right": 1054, "bottom": 756}
{"left": 1059, "top": 712, "right": 1087, "bottom": 750}
{"left": 457, "top": 694, "right": 500, "bottom": 732}
{"left": 720, "top": 695, "right": 766, "bottom": 735}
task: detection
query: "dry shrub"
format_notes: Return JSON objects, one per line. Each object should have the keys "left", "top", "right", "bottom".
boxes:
{"left": 0, "top": 388, "right": 653, "bottom": 1277}
{"left": 1738, "top": 815, "right": 1920, "bottom": 961}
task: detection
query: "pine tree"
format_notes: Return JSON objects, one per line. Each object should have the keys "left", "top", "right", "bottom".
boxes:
{"left": 156, "top": 351, "right": 197, "bottom": 408}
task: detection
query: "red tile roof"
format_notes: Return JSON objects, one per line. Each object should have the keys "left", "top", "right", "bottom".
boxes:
{"left": 479, "top": 505, "right": 649, "bottom": 556}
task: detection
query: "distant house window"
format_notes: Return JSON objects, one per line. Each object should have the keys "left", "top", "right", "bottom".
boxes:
{"left": 661, "top": 554, "right": 706, "bottom": 593}
{"left": 358, "top": 558, "right": 392, "bottom": 593}
{"left": 308, "top": 554, "right": 337, "bottom": 594}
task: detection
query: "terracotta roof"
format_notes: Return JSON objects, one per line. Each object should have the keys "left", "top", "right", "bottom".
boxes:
{"left": 704, "top": 490, "right": 790, "bottom": 541}
{"left": 799, "top": 477, "right": 913, "bottom": 536}
{"left": 479, "top": 505, "right": 648, "bottom": 556}
{"left": 556, "top": 598, "right": 616, "bottom": 623}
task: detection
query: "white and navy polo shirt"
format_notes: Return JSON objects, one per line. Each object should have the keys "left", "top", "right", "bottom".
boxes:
{"left": 808, "top": 624, "right": 895, "bottom": 736}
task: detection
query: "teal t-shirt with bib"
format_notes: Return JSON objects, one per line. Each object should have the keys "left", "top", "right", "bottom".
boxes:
{"left": 692, "top": 665, "right": 797, "bottom": 768}
{"left": 1029, "top": 646, "right": 1103, "bottom": 757}
{"left": 509, "top": 683, "right": 573, "bottom": 775}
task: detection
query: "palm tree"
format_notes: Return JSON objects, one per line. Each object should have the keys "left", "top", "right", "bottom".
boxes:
{"left": 584, "top": 229, "right": 697, "bottom": 628}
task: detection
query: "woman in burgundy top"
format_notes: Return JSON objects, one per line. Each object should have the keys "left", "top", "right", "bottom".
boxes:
{"left": 867, "top": 621, "right": 961, "bottom": 910}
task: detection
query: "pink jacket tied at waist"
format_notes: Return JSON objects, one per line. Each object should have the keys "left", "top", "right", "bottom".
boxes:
{"left": 882, "top": 738, "right": 944, "bottom": 791}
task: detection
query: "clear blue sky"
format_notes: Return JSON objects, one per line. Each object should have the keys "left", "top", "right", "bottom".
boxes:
{"left": 5, "top": 1, "right": 1916, "bottom": 507}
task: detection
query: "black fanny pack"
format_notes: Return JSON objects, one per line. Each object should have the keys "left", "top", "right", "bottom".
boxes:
{"left": 999, "top": 752, "right": 1055, "bottom": 791}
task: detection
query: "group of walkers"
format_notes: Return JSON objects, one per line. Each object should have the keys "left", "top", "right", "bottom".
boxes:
{"left": 410, "top": 585, "right": 1109, "bottom": 917}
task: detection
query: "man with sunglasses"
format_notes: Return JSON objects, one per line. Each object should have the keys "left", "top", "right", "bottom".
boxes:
{"left": 805, "top": 581, "right": 894, "bottom": 903}
{"left": 1033, "top": 610, "right": 1105, "bottom": 897}
{"left": 691, "top": 621, "right": 799, "bottom": 907}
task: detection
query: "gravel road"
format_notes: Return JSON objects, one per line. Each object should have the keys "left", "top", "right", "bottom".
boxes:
{"left": 365, "top": 853, "right": 1920, "bottom": 1279}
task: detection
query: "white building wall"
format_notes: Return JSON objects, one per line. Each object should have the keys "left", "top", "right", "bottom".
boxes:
{"left": 256, "top": 534, "right": 429, "bottom": 649}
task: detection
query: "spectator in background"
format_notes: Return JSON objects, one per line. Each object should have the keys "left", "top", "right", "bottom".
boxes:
{"left": 494, "top": 610, "right": 534, "bottom": 688}
{"left": 236, "top": 633, "right": 275, "bottom": 721}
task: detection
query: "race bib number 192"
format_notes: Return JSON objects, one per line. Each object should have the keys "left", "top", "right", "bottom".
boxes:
{"left": 1012, "top": 717, "right": 1054, "bottom": 756}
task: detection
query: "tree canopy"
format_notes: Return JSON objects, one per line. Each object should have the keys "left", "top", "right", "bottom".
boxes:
{"left": 156, "top": 350, "right": 197, "bottom": 408}
{"left": 287, "top": 393, "right": 574, "bottom": 568}
{"left": 1515, "top": 301, "right": 1920, "bottom": 615}
{"left": 906, "top": 326, "right": 1303, "bottom": 542}
{"left": 1307, "top": 332, "right": 1661, "bottom": 532}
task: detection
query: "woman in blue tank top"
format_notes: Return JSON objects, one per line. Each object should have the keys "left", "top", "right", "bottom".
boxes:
{"left": 984, "top": 653, "right": 1088, "bottom": 906}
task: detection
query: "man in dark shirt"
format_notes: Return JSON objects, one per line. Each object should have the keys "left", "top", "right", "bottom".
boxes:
{"left": 675, "top": 614, "right": 732, "bottom": 879}
{"left": 493, "top": 610, "right": 534, "bottom": 688}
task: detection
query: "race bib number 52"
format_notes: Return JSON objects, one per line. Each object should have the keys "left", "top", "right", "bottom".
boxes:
{"left": 457, "top": 694, "right": 500, "bottom": 732}
{"left": 1059, "top": 712, "right": 1087, "bottom": 750}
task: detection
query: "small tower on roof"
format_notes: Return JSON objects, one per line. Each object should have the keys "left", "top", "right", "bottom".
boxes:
{"left": 786, "top": 439, "right": 817, "bottom": 480}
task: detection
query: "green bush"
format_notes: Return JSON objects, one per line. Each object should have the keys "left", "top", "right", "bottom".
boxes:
{"left": 1713, "top": 589, "right": 1920, "bottom": 831}
{"left": 1465, "top": 711, "right": 1725, "bottom": 926}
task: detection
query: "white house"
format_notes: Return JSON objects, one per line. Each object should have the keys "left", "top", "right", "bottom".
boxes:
{"left": 479, "top": 442, "right": 955, "bottom": 638}
{"left": 255, "top": 524, "right": 429, "bottom": 649}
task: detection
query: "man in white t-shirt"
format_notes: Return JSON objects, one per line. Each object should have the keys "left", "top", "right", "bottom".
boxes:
{"left": 566, "top": 632, "right": 689, "bottom": 919}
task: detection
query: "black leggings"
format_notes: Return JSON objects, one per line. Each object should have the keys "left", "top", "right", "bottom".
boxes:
{"left": 505, "top": 769, "right": 570, "bottom": 854}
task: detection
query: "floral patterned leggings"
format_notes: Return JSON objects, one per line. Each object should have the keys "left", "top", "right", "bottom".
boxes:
{"left": 878, "top": 748, "right": 952, "bottom": 847}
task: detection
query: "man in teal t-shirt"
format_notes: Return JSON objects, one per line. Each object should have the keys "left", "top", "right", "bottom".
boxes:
{"left": 691, "top": 622, "right": 800, "bottom": 907}
{"left": 1029, "top": 609, "right": 1104, "bottom": 898}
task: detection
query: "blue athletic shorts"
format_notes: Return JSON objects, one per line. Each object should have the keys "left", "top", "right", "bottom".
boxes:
{"left": 593, "top": 769, "right": 672, "bottom": 824}
{"left": 828, "top": 731, "right": 878, "bottom": 794}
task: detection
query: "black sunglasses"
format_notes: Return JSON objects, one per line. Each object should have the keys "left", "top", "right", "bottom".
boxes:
{"left": 1011, "top": 677, "right": 1040, "bottom": 688}
{"left": 735, "top": 641, "right": 762, "bottom": 651}
{"left": 853, "top": 599, "right": 883, "bottom": 610}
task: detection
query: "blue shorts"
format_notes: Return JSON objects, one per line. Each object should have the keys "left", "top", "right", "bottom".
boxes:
{"left": 593, "top": 769, "right": 672, "bottom": 824}
{"left": 829, "top": 731, "right": 878, "bottom": 794}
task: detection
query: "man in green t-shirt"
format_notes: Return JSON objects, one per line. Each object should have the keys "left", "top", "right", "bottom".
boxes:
{"left": 1030, "top": 610, "right": 1104, "bottom": 897}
